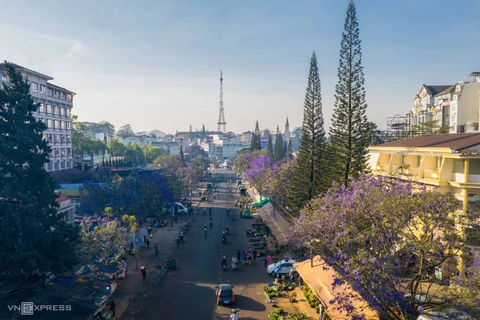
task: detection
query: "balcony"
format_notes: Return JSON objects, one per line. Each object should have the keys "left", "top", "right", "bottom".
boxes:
{"left": 423, "top": 169, "right": 439, "bottom": 179}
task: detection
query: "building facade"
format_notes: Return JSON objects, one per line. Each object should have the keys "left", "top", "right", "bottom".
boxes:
{"left": 367, "top": 132, "right": 480, "bottom": 263}
{"left": 0, "top": 63, "right": 75, "bottom": 172}
{"left": 402, "top": 73, "right": 480, "bottom": 135}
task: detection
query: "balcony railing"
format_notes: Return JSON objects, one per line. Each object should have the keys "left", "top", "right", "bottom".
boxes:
{"left": 423, "top": 169, "right": 439, "bottom": 179}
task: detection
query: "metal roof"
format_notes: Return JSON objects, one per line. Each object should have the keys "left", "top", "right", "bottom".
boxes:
{"left": 373, "top": 133, "right": 480, "bottom": 150}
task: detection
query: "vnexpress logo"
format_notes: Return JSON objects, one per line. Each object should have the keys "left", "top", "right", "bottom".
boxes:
{"left": 8, "top": 302, "right": 71, "bottom": 315}
{"left": 21, "top": 302, "right": 34, "bottom": 315}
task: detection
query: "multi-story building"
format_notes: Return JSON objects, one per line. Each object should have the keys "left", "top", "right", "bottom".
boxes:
{"left": 0, "top": 63, "right": 75, "bottom": 172}
{"left": 402, "top": 72, "right": 480, "bottom": 134}
{"left": 368, "top": 132, "right": 480, "bottom": 264}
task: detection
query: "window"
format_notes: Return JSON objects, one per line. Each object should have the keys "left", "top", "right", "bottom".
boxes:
{"left": 59, "top": 107, "right": 63, "bottom": 116}
{"left": 55, "top": 148, "right": 60, "bottom": 156}
{"left": 54, "top": 162, "right": 59, "bottom": 170}
{"left": 54, "top": 134, "right": 59, "bottom": 143}
{"left": 453, "top": 95, "right": 458, "bottom": 101}
{"left": 47, "top": 88, "right": 53, "bottom": 97}
{"left": 46, "top": 104, "right": 52, "bottom": 113}
{"left": 65, "top": 108, "right": 70, "bottom": 117}
{"left": 30, "top": 82, "right": 38, "bottom": 92}
{"left": 53, "top": 106, "right": 58, "bottom": 115}
{"left": 66, "top": 121, "right": 71, "bottom": 129}
{"left": 66, "top": 135, "right": 71, "bottom": 143}
{"left": 40, "top": 85, "right": 46, "bottom": 94}
{"left": 61, "top": 148, "right": 66, "bottom": 156}
{"left": 60, "top": 135, "right": 65, "bottom": 143}
{"left": 67, "top": 148, "right": 71, "bottom": 156}
{"left": 456, "top": 85, "right": 461, "bottom": 92}
{"left": 54, "top": 91, "right": 59, "bottom": 98}
{"left": 47, "top": 134, "right": 52, "bottom": 143}
{"left": 47, "top": 119, "right": 52, "bottom": 128}
{"left": 60, "top": 121, "right": 65, "bottom": 130}
{"left": 66, "top": 93, "right": 73, "bottom": 101}
{"left": 38, "top": 103, "right": 45, "bottom": 112}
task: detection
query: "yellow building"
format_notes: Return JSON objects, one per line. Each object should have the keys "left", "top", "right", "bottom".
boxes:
{"left": 368, "top": 132, "right": 480, "bottom": 261}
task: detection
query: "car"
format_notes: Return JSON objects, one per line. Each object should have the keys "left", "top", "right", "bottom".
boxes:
{"left": 267, "top": 259, "right": 297, "bottom": 277}
{"left": 215, "top": 284, "right": 235, "bottom": 305}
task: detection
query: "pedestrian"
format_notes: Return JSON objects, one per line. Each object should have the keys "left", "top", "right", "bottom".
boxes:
{"left": 109, "top": 298, "right": 116, "bottom": 317}
{"left": 121, "top": 259, "right": 127, "bottom": 276}
{"left": 247, "top": 249, "right": 252, "bottom": 265}
{"left": 241, "top": 251, "right": 246, "bottom": 265}
{"left": 146, "top": 238, "right": 150, "bottom": 250}
{"left": 143, "top": 235, "right": 147, "bottom": 244}
{"left": 154, "top": 244, "right": 159, "bottom": 256}
{"left": 237, "top": 249, "right": 241, "bottom": 262}
{"left": 266, "top": 254, "right": 273, "bottom": 266}
{"left": 252, "top": 249, "right": 257, "bottom": 262}
{"left": 140, "top": 266, "right": 146, "bottom": 282}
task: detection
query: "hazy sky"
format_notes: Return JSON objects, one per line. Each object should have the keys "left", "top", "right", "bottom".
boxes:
{"left": 2, "top": 0, "right": 480, "bottom": 134}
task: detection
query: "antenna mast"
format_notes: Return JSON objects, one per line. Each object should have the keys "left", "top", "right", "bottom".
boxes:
{"left": 217, "top": 70, "right": 226, "bottom": 133}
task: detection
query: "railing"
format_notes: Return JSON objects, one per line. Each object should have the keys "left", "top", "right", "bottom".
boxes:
{"left": 423, "top": 169, "right": 439, "bottom": 179}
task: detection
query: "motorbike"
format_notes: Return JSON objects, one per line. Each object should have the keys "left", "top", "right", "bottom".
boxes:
{"left": 221, "top": 260, "right": 227, "bottom": 270}
{"left": 222, "top": 234, "right": 226, "bottom": 244}
{"left": 224, "top": 226, "right": 230, "bottom": 234}
{"left": 204, "top": 227, "right": 208, "bottom": 236}
{"left": 230, "top": 309, "right": 239, "bottom": 320}
{"left": 245, "top": 229, "right": 254, "bottom": 236}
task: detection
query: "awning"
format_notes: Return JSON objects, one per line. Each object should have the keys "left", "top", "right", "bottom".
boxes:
{"left": 293, "top": 256, "right": 380, "bottom": 320}
{"left": 257, "top": 202, "right": 291, "bottom": 245}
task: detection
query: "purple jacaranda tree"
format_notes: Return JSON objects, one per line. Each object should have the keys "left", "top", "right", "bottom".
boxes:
{"left": 265, "top": 160, "right": 295, "bottom": 206}
{"left": 450, "top": 258, "right": 480, "bottom": 316}
{"left": 292, "top": 176, "right": 480, "bottom": 319}
{"left": 244, "top": 154, "right": 273, "bottom": 195}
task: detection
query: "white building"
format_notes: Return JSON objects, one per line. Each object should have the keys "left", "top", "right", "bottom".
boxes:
{"left": 406, "top": 72, "right": 480, "bottom": 134}
{"left": 0, "top": 63, "right": 75, "bottom": 172}
{"left": 56, "top": 193, "right": 75, "bottom": 224}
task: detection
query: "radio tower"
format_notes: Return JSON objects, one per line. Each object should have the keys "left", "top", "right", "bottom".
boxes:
{"left": 217, "top": 70, "right": 226, "bottom": 133}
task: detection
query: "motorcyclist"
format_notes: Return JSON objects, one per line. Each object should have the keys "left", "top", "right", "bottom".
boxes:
{"left": 209, "top": 217, "right": 213, "bottom": 227}
{"left": 230, "top": 309, "right": 238, "bottom": 320}
{"left": 222, "top": 233, "right": 226, "bottom": 243}
{"left": 209, "top": 207, "right": 212, "bottom": 215}
{"left": 204, "top": 225, "right": 207, "bottom": 235}
{"left": 221, "top": 256, "right": 227, "bottom": 269}
{"left": 179, "top": 231, "right": 185, "bottom": 240}
{"left": 226, "top": 208, "right": 230, "bottom": 216}
{"left": 203, "top": 208, "right": 206, "bottom": 215}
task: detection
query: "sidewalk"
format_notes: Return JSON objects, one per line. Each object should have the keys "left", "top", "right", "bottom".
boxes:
{"left": 114, "top": 191, "right": 203, "bottom": 319}
{"left": 247, "top": 187, "right": 292, "bottom": 245}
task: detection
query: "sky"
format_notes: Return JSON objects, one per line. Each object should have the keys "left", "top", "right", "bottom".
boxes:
{"left": 1, "top": 0, "right": 480, "bottom": 135}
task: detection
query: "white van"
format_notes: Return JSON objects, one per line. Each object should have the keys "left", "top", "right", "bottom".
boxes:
{"left": 162, "top": 202, "right": 188, "bottom": 215}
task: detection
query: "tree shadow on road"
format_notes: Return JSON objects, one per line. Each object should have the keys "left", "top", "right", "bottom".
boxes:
{"left": 233, "top": 294, "right": 266, "bottom": 312}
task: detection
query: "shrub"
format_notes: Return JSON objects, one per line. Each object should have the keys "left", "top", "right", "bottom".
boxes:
{"left": 286, "top": 311, "right": 307, "bottom": 320}
{"left": 302, "top": 285, "right": 319, "bottom": 308}
{"left": 269, "top": 307, "right": 284, "bottom": 320}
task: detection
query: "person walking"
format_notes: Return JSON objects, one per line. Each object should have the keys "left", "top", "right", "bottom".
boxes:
{"left": 146, "top": 238, "right": 150, "bottom": 250}
{"left": 252, "top": 249, "right": 257, "bottom": 262}
{"left": 247, "top": 249, "right": 252, "bottom": 265}
{"left": 237, "top": 250, "right": 241, "bottom": 262}
{"left": 140, "top": 266, "right": 146, "bottom": 283}
{"left": 266, "top": 254, "right": 273, "bottom": 266}
{"left": 241, "top": 251, "right": 246, "bottom": 265}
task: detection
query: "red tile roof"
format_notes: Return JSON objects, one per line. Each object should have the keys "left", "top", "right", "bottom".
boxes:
{"left": 56, "top": 193, "right": 70, "bottom": 203}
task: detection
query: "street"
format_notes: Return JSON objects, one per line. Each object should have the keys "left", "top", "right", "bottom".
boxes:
{"left": 136, "top": 171, "right": 270, "bottom": 320}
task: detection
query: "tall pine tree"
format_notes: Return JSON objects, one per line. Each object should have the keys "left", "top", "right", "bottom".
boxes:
{"left": 289, "top": 52, "right": 326, "bottom": 212}
{"left": 267, "top": 134, "right": 273, "bottom": 157}
{"left": 250, "top": 120, "right": 261, "bottom": 151}
{"left": 273, "top": 125, "right": 284, "bottom": 162}
{"left": 329, "top": 0, "right": 370, "bottom": 187}
{"left": 0, "top": 63, "right": 77, "bottom": 277}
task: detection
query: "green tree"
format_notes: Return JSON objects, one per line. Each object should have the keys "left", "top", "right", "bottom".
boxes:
{"left": 289, "top": 52, "right": 326, "bottom": 212}
{"left": 0, "top": 62, "right": 77, "bottom": 277}
{"left": 126, "top": 143, "right": 145, "bottom": 166}
{"left": 116, "top": 124, "right": 134, "bottom": 136}
{"left": 287, "top": 139, "right": 293, "bottom": 156}
{"left": 108, "top": 138, "right": 127, "bottom": 156}
{"left": 329, "top": 0, "right": 370, "bottom": 187}
{"left": 411, "top": 119, "right": 451, "bottom": 134}
{"left": 273, "top": 126, "right": 284, "bottom": 162}
{"left": 266, "top": 134, "right": 273, "bottom": 157}
{"left": 250, "top": 120, "right": 261, "bottom": 151}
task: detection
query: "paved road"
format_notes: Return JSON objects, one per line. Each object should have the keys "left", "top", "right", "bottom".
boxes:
{"left": 142, "top": 172, "right": 270, "bottom": 320}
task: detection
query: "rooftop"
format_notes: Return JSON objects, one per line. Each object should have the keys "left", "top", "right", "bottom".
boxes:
{"left": 371, "top": 133, "right": 480, "bottom": 150}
